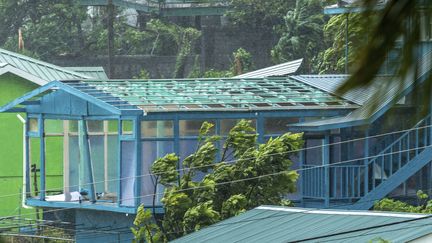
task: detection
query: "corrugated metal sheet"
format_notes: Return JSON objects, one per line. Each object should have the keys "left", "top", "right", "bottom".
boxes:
{"left": 290, "top": 51, "right": 432, "bottom": 131}
{"left": 64, "top": 66, "right": 108, "bottom": 79}
{"left": 173, "top": 206, "right": 432, "bottom": 243}
{"left": 0, "top": 48, "right": 90, "bottom": 81}
{"left": 234, "top": 59, "right": 303, "bottom": 78}
{"left": 291, "top": 75, "right": 393, "bottom": 105}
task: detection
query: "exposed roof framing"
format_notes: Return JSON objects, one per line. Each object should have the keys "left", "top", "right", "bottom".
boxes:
{"left": 60, "top": 77, "right": 357, "bottom": 113}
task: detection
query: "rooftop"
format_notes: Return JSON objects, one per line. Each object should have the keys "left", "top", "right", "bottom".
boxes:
{"left": 0, "top": 48, "right": 90, "bottom": 82}
{"left": 61, "top": 77, "right": 357, "bottom": 113}
{"left": 173, "top": 205, "right": 432, "bottom": 243}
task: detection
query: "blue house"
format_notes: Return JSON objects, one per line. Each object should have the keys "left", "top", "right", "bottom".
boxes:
{"left": 0, "top": 67, "right": 431, "bottom": 241}
{"left": 0, "top": 76, "right": 359, "bottom": 241}
{"left": 2, "top": 4, "right": 432, "bottom": 242}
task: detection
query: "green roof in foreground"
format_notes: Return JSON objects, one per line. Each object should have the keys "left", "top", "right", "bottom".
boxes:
{"left": 62, "top": 77, "right": 357, "bottom": 113}
{"left": 173, "top": 206, "right": 432, "bottom": 243}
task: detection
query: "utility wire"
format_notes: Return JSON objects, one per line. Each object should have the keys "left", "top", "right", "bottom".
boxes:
{"left": 1, "top": 140, "right": 431, "bottom": 222}
{"left": 119, "top": 143, "right": 432, "bottom": 202}
{"left": 0, "top": 120, "right": 430, "bottom": 200}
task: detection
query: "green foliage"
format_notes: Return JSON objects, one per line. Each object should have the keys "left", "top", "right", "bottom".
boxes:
{"left": 226, "top": 0, "right": 296, "bottom": 31}
{"left": 315, "top": 13, "right": 372, "bottom": 74}
{"left": 134, "top": 69, "right": 151, "bottom": 79}
{"left": 231, "top": 48, "right": 254, "bottom": 75}
{"left": 145, "top": 19, "right": 201, "bottom": 78}
{"left": 335, "top": 0, "right": 428, "bottom": 113}
{"left": 133, "top": 120, "right": 304, "bottom": 241}
{"left": 373, "top": 190, "right": 432, "bottom": 214}
{"left": 132, "top": 204, "right": 167, "bottom": 243}
{"left": 271, "top": 0, "right": 326, "bottom": 73}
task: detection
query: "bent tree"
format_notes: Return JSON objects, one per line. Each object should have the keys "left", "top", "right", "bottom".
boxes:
{"left": 131, "top": 120, "right": 303, "bottom": 242}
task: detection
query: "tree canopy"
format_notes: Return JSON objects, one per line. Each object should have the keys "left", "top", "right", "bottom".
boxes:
{"left": 132, "top": 120, "right": 303, "bottom": 242}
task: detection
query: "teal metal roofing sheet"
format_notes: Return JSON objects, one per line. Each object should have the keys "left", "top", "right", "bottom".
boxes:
{"left": 173, "top": 206, "right": 432, "bottom": 243}
{"left": 64, "top": 66, "right": 108, "bottom": 79}
{"left": 0, "top": 48, "right": 90, "bottom": 81}
{"left": 290, "top": 51, "right": 432, "bottom": 131}
{"left": 291, "top": 75, "right": 393, "bottom": 105}
{"left": 234, "top": 59, "right": 303, "bottom": 79}
{"left": 61, "top": 77, "right": 358, "bottom": 113}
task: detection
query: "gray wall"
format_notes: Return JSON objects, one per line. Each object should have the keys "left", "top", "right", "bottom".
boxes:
{"left": 51, "top": 26, "right": 276, "bottom": 79}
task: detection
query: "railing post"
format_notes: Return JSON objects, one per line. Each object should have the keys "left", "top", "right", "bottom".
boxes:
{"left": 323, "top": 134, "right": 330, "bottom": 207}
{"left": 364, "top": 130, "right": 369, "bottom": 196}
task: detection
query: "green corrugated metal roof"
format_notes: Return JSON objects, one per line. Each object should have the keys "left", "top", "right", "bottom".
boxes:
{"left": 61, "top": 77, "right": 357, "bottom": 113}
{"left": 64, "top": 66, "right": 108, "bottom": 79}
{"left": 0, "top": 48, "right": 90, "bottom": 81}
{"left": 173, "top": 206, "right": 432, "bottom": 243}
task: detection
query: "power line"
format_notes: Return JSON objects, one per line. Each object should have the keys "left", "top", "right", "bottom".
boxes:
{"left": 1, "top": 139, "right": 430, "bottom": 223}
{"left": 119, "top": 143, "right": 432, "bottom": 202}
{"left": 0, "top": 119, "right": 429, "bottom": 201}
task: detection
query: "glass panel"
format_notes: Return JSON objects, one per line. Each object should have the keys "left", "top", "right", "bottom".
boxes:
{"left": 108, "top": 120, "right": 119, "bottom": 133}
{"left": 107, "top": 135, "right": 119, "bottom": 194}
{"left": 220, "top": 119, "right": 256, "bottom": 135}
{"left": 69, "top": 120, "right": 78, "bottom": 133}
{"left": 121, "top": 141, "right": 136, "bottom": 206}
{"left": 44, "top": 119, "right": 63, "bottom": 134}
{"left": 87, "top": 120, "right": 103, "bottom": 133}
{"left": 141, "top": 121, "right": 174, "bottom": 138}
{"left": 180, "top": 120, "right": 215, "bottom": 136}
{"left": 141, "top": 141, "right": 174, "bottom": 206}
{"left": 29, "top": 118, "right": 39, "bottom": 133}
{"left": 89, "top": 135, "right": 104, "bottom": 193}
{"left": 45, "top": 136, "right": 63, "bottom": 196}
{"left": 68, "top": 136, "right": 80, "bottom": 193}
{"left": 122, "top": 120, "right": 134, "bottom": 135}
{"left": 264, "top": 117, "right": 299, "bottom": 135}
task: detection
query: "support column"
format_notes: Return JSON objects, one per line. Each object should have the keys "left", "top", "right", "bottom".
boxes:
{"left": 39, "top": 116, "right": 45, "bottom": 201}
{"left": 364, "top": 129, "right": 369, "bottom": 196}
{"left": 78, "top": 120, "right": 96, "bottom": 203}
{"left": 63, "top": 121, "right": 70, "bottom": 201}
{"left": 323, "top": 134, "right": 330, "bottom": 207}
{"left": 103, "top": 121, "right": 109, "bottom": 192}
{"left": 135, "top": 118, "right": 142, "bottom": 208}
{"left": 24, "top": 117, "right": 31, "bottom": 198}
{"left": 257, "top": 115, "right": 265, "bottom": 144}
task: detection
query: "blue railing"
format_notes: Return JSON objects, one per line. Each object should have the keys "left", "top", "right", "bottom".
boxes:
{"left": 302, "top": 115, "right": 431, "bottom": 201}
{"left": 303, "top": 163, "right": 365, "bottom": 199}
{"left": 366, "top": 115, "right": 431, "bottom": 191}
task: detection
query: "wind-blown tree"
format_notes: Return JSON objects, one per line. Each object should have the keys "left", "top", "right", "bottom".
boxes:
{"left": 226, "top": 0, "right": 296, "bottom": 31}
{"left": 271, "top": 0, "right": 326, "bottom": 73}
{"left": 335, "top": 0, "right": 432, "bottom": 111}
{"left": 132, "top": 120, "right": 303, "bottom": 242}
{"left": 315, "top": 13, "right": 371, "bottom": 74}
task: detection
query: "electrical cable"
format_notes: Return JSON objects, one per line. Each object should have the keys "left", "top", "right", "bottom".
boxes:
{"left": 0, "top": 119, "right": 429, "bottom": 200}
